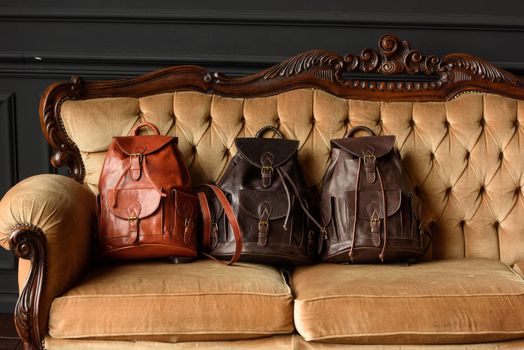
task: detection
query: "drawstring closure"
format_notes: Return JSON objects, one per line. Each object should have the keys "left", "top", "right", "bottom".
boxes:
{"left": 348, "top": 159, "right": 362, "bottom": 261}
{"left": 376, "top": 166, "right": 388, "bottom": 262}
{"left": 275, "top": 167, "right": 326, "bottom": 235}
{"left": 277, "top": 169, "right": 293, "bottom": 231}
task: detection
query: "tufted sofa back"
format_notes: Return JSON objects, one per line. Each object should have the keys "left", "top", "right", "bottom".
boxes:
{"left": 58, "top": 89, "right": 524, "bottom": 265}
{"left": 40, "top": 35, "right": 524, "bottom": 266}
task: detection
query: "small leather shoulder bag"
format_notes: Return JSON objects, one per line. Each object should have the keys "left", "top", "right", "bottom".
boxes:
{"left": 320, "top": 126, "right": 431, "bottom": 263}
{"left": 198, "top": 126, "right": 320, "bottom": 265}
{"left": 98, "top": 122, "right": 199, "bottom": 260}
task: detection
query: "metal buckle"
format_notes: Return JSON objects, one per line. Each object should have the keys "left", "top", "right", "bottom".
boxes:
{"left": 128, "top": 215, "right": 139, "bottom": 223}
{"left": 363, "top": 154, "right": 376, "bottom": 163}
{"left": 261, "top": 166, "right": 272, "bottom": 175}
{"left": 258, "top": 220, "right": 269, "bottom": 230}
{"left": 370, "top": 218, "right": 380, "bottom": 224}
{"left": 129, "top": 153, "right": 143, "bottom": 164}
{"left": 184, "top": 218, "right": 192, "bottom": 227}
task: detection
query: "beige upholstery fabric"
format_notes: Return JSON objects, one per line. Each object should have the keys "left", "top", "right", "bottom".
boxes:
{"left": 291, "top": 258, "right": 524, "bottom": 344}
{"left": 48, "top": 259, "right": 293, "bottom": 340}
{"left": 60, "top": 90, "right": 524, "bottom": 266}
{"left": 514, "top": 260, "right": 524, "bottom": 278}
{"left": 44, "top": 334, "right": 524, "bottom": 350}
{"left": 0, "top": 174, "right": 97, "bottom": 333}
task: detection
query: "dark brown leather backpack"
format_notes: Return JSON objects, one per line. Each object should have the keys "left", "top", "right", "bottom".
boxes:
{"left": 98, "top": 122, "right": 199, "bottom": 260}
{"left": 198, "top": 126, "right": 320, "bottom": 265}
{"left": 320, "top": 126, "right": 431, "bottom": 263}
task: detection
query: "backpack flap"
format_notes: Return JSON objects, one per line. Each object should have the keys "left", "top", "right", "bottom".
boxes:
{"left": 236, "top": 138, "right": 299, "bottom": 188}
{"left": 332, "top": 135, "right": 396, "bottom": 184}
{"left": 238, "top": 189, "right": 292, "bottom": 247}
{"left": 108, "top": 188, "right": 162, "bottom": 221}
{"left": 114, "top": 135, "right": 176, "bottom": 156}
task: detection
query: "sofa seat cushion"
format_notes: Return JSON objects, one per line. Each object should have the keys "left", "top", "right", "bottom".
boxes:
{"left": 48, "top": 259, "right": 294, "bottom": 341}
{"left": 291, "top": 258, "right": 524, "bottom": 344}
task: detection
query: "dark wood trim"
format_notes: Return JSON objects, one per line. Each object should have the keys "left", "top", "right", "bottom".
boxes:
{"left": 39, "top": 34, "right": 524, "bottom": 183}
{"left": 9, "top": 226, "right": 46, "bottom": 350}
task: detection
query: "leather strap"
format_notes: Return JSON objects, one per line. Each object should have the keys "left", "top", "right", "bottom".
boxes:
{"left": 347, "top": 125, "right": 375, "bottom": 138}
{"left": 132, "top": 122, "right": 160, "bottom": 135}
{"left": 197, "top": 192, "right": 211, "bottom": 250}
{"left": 255, "top": 125, "right": 283, "bottom": 139}
{"left": 197, "top": 185, "right": 243, "bottom": 265}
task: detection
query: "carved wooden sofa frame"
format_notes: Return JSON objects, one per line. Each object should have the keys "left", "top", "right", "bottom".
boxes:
{"left": 7, "top": 34, "right": 524, "bottom": 349}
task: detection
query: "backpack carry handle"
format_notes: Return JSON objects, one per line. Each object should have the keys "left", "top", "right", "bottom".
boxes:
{"left": 347, "top": 125, "right": 375, "bottom": 138}
{"left": 255, "top": 125, "right": 284, "bottom": 139}
{"left": 132, "top": 122, "right": 160, "bottom": 136}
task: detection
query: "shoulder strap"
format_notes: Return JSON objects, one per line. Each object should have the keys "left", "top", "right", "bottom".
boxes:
{"left": 197, "top": 184, "right": 243, "bottom": 265}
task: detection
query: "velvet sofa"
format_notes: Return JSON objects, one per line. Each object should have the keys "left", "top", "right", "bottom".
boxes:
{"left": 1, "top": 34, "right": 523, "bottom": 349}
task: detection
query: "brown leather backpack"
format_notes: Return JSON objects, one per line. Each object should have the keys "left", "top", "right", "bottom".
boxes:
{"left": 320, "top": 126, "right": 431, "bottom": 263}
{"left": 97, "top": 122, "right": 199, "bottom": 260}
{"left": 198, "top": 126, "right": 320, "bottom": 265}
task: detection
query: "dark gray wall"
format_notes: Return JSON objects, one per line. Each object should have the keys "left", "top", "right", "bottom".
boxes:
{"left": 1, "top": 1, "right": 524, "bottom": 312}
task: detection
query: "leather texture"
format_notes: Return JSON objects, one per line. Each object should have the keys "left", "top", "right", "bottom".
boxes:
{"left": 60, "top": 90, "right": 524, "bottom": 266}
{"left": 98, "top": 122, "right": 198, "bottom": 259}
{"left": 199, "top": 126, "right": 318, "bottom": 265}
{"left": 320, "top": 126, "right": 429, "bottom": 263}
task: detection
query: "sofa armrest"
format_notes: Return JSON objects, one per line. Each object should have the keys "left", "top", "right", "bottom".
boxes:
{"left": 0, "top": 174, "right": 97, "bottom": 349}
{"left": 514, "top": 261, "right": 524, "bottom": 279}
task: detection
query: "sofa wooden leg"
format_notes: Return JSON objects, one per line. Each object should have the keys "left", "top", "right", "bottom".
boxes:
{"left": 10, "top": 225, "right": 47, "bottom": 350}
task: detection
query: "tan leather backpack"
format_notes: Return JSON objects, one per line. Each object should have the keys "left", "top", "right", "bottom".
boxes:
{"left": 320, "top": 126, "right": 431, "bottom": 263}
{"left": 97, "top": 122, "right": 199, "bottom": 260}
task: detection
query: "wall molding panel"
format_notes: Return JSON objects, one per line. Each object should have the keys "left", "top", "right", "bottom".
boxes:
{"left": 0, "top": 92, "right": 18, "bottom": 312}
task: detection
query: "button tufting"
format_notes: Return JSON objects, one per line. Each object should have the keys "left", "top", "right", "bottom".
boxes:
{"left": 465, "top": 151, "right": 470, "bottom": 160}
{"left": 493, "top": 221, "right": 500, "bottom": 229}
{"left": 499, "top": 151, "right": 504, "bottom": 160}
{"left": 429, "top": 152, "right": 435, "bottom": 160}
{"left": 479, "top": 186, "right": 485, "bottom": 194}
{"left": 208, "top": 116, "right": 213, "bottom": 122}
{"left": 479, "top": 118, "right": 485, "bottom": 126}
{"left": 459, "top": 220, "right": 466, "bottom": 228}
{"left": 446, "top": 187, "right": 452, "bottom": 194}
{"left": 444, "top": 120, "right": 450, "bottom": 128}
{"left": 409, "top": 119, "right": 415, "bottom": 127}
{"left": 311, "top": 118, "right": 316, "bottom": 125}
{"left": 191, "top": 145, "right": 197, "bottom": 154}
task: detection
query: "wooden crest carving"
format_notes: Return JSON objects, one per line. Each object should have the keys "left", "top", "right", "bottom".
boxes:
{"left": 261, "top": 34, "right": 519, "bottom": 90}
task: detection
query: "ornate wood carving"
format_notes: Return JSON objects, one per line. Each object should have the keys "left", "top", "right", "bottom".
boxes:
{"left": 9, "top": 225, "right": 47, "bottom": 350}
{"left": 39, "top": 33, "right": 524, "bottom": 183}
